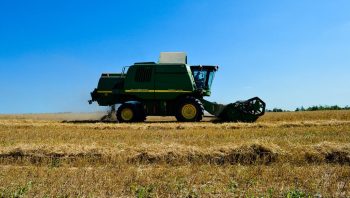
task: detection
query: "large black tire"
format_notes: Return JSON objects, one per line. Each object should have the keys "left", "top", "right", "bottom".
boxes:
{"left": 175, "top": 96, "right": 204, "bottom": 122}
{"left": 117, "top": 102, "right": 146, "bottom": 123}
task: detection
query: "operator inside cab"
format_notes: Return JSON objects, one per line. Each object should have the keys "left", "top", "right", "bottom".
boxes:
{"left": 194, "top": 70, "right": 207, "bottom": 89}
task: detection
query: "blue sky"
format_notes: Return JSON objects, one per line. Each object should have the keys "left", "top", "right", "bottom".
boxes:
{"left": 0, "top": 0, "right": 349, "bottom": 113}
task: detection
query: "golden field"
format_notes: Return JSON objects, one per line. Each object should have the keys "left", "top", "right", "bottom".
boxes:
{"left": 0, "top": 111, "right": 349, "bottom": 197}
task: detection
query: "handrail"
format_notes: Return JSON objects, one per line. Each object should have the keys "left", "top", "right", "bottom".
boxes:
{"left": 121, "top": 66, "right": 130, "bottom": 77}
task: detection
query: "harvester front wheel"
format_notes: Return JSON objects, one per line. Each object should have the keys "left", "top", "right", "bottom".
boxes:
{"left": 117, "top": 102, "right": 145, "bottom": 123}
{"left": 175, "top": 97, "right": 204, "bottom": 122}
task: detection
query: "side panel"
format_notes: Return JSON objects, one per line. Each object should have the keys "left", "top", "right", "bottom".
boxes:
{"left": 121, "top": 64, "right": 196, "bottom": 116}
{"left": 123, "top": 65, "right": 155, "bottom": 100}
{"left": 154, "top": 64, "right": 195, "bottom": 100}
{"left": 93, "top": 74, "right": 125, "bottom": 106}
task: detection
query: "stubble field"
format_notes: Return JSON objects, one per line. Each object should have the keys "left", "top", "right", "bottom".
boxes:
{"left": 0, "top": 111, "right": 349, "bottom": 197}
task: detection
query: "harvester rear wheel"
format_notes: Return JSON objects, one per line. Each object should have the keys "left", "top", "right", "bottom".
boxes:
{"left": 117, "top": 102, "right": 146, "bottom": 123}
{"left": 175, "top": 96, "right": 204, "bottom": 122}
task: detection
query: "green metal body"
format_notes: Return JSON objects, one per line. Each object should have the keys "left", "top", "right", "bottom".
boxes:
{"left": 90, "top": 56, "right": 265, "bottom": 122}
{"left": 90, "top": 62, "right": 217, "bottom": 116}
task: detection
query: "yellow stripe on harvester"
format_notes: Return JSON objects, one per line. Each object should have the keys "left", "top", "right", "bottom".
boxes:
{"left": 97, "top": 91, "right": 113, "bottom": 94}
{"left": 154, "top": 90, "right": 192, "bottom": 93}
{"left": 125, "top": 89, "right": 192, "bottom": 93}
{"left": 125, "top": 89, "right": 153, "bottom": 92}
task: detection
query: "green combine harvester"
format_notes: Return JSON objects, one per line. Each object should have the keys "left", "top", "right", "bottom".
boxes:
{"left": 89, "top": 52, "right": 265, "bottom": 122}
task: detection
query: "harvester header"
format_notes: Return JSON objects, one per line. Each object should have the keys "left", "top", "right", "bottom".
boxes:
{"left": 89, "top": 52, "right": 265, "bottom": 122}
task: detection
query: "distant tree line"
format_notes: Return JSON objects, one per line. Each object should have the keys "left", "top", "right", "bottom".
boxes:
{"left": 266, "top": 108, "right": 288, "bottom": 112}
{"left": 295, "top": 105, "right": 350, "bottom": 111}
{"left": 266, "top": 105, "right": 350, "bottom": 112}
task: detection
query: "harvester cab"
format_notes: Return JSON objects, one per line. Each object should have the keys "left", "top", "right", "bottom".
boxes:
{"left": 89, "top": 52, "right": 265, "bottom": 122}
{"left": 191, "top": 65, "right": 218, "bottom": 93}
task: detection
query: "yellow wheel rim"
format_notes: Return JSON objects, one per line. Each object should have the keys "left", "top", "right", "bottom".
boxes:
{"left": 121, "top": 108, "right": 133, "bottom": 121}
{"left": 181, "top": 104, "right": 197, "bottom": 120}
